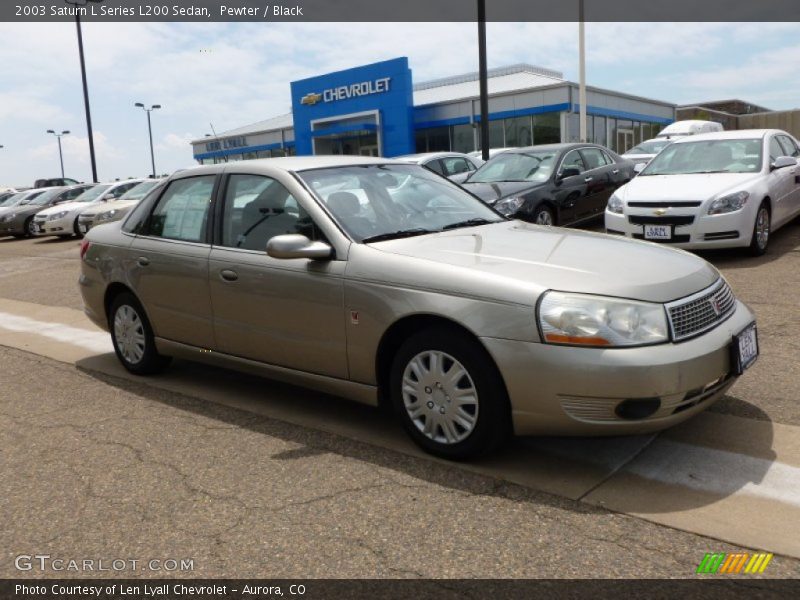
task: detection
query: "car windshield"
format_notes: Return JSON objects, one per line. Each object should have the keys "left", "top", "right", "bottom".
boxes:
{"left": 29, "top": 189, "right": 61, "bottom": 205}
{"left": 626, "top": 140, "right": 672, "bottom": 155}
{"left": 118, "top": 180, "right": 161, "bottom": 201}
{"left": 467, "top": 151, "right": 556, "bottom": 183}
{"left": 19, "top": 191, "right": 46, "bottom": 205}
{"left": 298, "top": 164, "right": 503, "bottom": 243}
{"left": 1, "top": 193, "right": 26, "bottom": 207}
{"left": 74, "top": 184, "right": 112, "bottom": 202}
{"left": 642, "top": 139, "right": 763, "bottom": 175}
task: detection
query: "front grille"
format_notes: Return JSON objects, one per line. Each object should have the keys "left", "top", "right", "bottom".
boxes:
{"left": 628, "top": 201, "right": 702, "bottom": 208}
{"left": 666, "top": 280, "right": 736, "bottom": 341}
{"left": 629, "top": 215, "right": 695, "bottom": 226}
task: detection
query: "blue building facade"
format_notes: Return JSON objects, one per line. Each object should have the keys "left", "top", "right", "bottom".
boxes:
{"left": 192, "top": 58, "right": 676, "bottom": 163}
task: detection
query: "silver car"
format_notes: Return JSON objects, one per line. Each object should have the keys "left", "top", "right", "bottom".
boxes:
{"left": 79, "top": 157, "right": 758, "bottom": 459}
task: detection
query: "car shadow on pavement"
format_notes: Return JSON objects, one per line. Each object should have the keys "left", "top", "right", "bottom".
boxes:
{"left": 33, "top": 236, "right": 79, "bottom": 244}
{"left": 74, "top": 353, "right": 777, "bottom": 516}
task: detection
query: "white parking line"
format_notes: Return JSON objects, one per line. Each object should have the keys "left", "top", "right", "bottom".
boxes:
{"left": 0, "top": 310, "right": 112, "bottom": 354}
{"left": 627, "top": 438, "right": 800, "bottom": 509}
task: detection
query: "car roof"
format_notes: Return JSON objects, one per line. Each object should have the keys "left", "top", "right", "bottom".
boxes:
{"left": 672, "top": 129, "right": 783, "bottom": 143}
{"left": 508, "top": 143, "right": 606, "bottom": 153}
{"left": 186, "top": 156, "right": 401, "bottom": 175}
{"left": 395, "top": 152, "right": 471, "bottom": 162}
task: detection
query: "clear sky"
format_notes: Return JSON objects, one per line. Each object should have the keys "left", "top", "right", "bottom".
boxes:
{"left": 1, "top": 21, "right": 797, "bottom": 187}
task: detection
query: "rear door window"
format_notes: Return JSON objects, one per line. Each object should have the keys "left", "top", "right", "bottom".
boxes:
{"left": 146, "top": 176, "right": 215, "bottom": 243}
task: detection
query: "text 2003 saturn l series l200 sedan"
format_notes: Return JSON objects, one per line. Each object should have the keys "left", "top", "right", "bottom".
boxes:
{"left": 79, "top": 157, "right": 758, "bottom": 459}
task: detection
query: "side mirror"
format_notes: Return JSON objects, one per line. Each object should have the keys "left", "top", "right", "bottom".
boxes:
{"left": 633, "top": 162, "right": 647, "bottom": 174}
{"left": 558, "top": 166, "right": 581, "bottom": 180}
{"left": 771, "top": 156, "right": 797, "bottom": 170}
{"left": 266, "top": 234, "right": 333, "bottom": 260}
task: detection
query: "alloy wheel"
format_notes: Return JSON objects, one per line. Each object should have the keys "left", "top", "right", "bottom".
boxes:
{"left": 755, "top": 207, "right": 770, "bottom": 251}
{"left": 401, "top": 350, "right": 479, "bottom": 445}
{"left": 536, "top": 210, "right": 554, "bottom": 226}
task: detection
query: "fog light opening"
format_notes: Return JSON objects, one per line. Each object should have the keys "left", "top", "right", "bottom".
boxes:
{"left": 615, "top": 398, "right": 661, "bottom": 420}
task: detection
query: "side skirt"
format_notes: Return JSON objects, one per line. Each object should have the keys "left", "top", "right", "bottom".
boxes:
{"left": 154, "top": 338, "right": 379, "bottom": 407}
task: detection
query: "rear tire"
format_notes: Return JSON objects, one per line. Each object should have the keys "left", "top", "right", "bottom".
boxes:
{"left": 748, "top": 202, "right": 770, "bottom": 256}
{"left": 108, "top": 292, "right": 171, "bottom": 375}
{"left": 389, "top": 327, "right": 511, "bottom": 460}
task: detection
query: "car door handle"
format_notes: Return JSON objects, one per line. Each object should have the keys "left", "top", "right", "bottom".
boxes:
{"left": 136, "top": 257, "right": 150, "bottom": 267}
{"left": 584, "top": 176, "right": 593, "bottom": 182}
{"left": 612, "top": 169, "right": 620, "bottom": 175}
{"left": 220, "top": 269, "right": 239, "bottom": 282}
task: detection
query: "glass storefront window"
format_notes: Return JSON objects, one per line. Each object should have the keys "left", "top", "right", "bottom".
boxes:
{"left": 426, "top": 126, "right": 450, "bottom": 152}
{"left": 504, "top": 116, "right": 533, "bottom": 148}
{"left": 452, "top": 123, "right": 475, "bottom": 154}
{"left": 476, "top": 120, "right": 506, "bottom": 149}
{"left": 593, "top": 116, "right": 607, "bottom": 147}
{"left": 534, "top": 112, "right": 561, "bottom": 145}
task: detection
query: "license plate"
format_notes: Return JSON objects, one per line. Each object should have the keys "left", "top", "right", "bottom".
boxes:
{"left": 731, "top": 323, "right": 759, "bottom": 375}
{"left": 644, "top": 224, "right": 672, "bottom": 240}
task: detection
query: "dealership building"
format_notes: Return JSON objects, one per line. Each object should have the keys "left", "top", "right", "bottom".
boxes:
{"left": 191, "top": 57, "right": 676, "bottom": 163}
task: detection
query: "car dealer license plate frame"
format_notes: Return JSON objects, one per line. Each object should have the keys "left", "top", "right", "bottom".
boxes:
{"left": 731, "top": 322, "right": 759, "bottom": 375}
{"left": 644, "top": 224, "right": 672, "bottom": 240}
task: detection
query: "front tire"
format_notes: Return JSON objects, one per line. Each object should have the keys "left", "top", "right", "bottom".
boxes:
{"left": 74, "top": 217, "right": 83, "bottom": 239}
{"left": 748, "top": 201, "right": 770, "bottom": 256}
{"left": 389, "top": 328, "right": 511, "bottom": 459}
{"left": 24, "top": 217, "right": 36, "bottom": 238}
{"left": 532, "top": 204, "right": 555, "bottom": 226}
{"left": 109, "top": 292, "right": 171, "bottom": 375}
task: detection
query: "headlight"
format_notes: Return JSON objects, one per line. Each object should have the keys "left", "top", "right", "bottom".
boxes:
{"left": 708, "top": 191, "right": 749, "bottom": 215}
{"left": 96, "top": 209, "right": 117, "bottom": 221}
{"left": 607, "top": 194, "right": 624, "bottom": 214}
{"left": 538, "top": 291, "right": 668, "bottom": 347}
{"left": 494, "top": 196, "right": 525, "bottom": 216}
{"left": 48, "top": 211, "right": 69, "bottom": 221}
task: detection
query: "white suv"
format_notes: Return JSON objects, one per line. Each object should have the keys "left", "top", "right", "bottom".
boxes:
{"left": 605, "top": 129, "right": 800, "bottom": 255}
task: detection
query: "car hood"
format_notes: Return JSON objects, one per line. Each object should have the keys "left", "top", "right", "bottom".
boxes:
{"left": 363, "top": 221, "right": 719, "bottom": 304}
{"left": 35, "top": 200, "right": 95, "bottom": 216}
{"left": 622, "top": 153, "right": 656, "bottom": 162}
{"left": 618, "top": 173, "right": 762, "bottom": 202}
{"left": 461, "top": 181, "right": 545, "bottom": 203}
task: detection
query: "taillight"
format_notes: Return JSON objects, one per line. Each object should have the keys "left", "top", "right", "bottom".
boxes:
{"left": 80, "top": 239, "right": 91, "bottom": 260}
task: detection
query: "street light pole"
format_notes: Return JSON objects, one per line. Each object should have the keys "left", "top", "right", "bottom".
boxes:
{"left": 578, "top": 0, "right": 588, "bottom": 143}
{"left": 65, "top": 0, "right": 103, "bottom": 183}
{"left": 135, "top": 103, "right": 161, "bottom": 178}
{"left": 477, "top": 0, "right": 490, "bottom": 161}
{"left": 47, "top": 130, "right": 71, "bottom": 178}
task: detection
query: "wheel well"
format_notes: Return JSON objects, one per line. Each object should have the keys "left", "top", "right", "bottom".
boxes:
{"left": 761, "top": 196, "right": 772, "bottom": 213}
{"left": 374, "top": 315, "right": 506, "bottom": 409}
{"left": 103, "top": 282, "right": 135, "bottom": 323}
{"left": 531, "top": 199, "right": 558, "bottom": 221}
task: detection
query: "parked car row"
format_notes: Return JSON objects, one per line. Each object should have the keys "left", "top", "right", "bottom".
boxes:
{"left": 0, "top": 179, "right": 163, "bottom": 239}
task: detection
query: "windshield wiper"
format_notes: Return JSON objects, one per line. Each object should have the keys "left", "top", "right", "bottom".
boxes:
{"left": 361, "top": 228, "right": 434, "bottom": 243}
{"left": 442, "top": 218, "right": 499, "bottom": 231}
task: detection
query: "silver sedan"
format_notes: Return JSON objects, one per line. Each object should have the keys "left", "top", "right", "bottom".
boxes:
{"left": 79, "top": 156, "right": 758, "bottom": 459}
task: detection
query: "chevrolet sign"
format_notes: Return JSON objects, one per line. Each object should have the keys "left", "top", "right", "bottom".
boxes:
{"left": 300, "top": 77, "right": 392, "bottom": 108}
{"left": 300, "top": 93, "right": 323, "bottom": 106}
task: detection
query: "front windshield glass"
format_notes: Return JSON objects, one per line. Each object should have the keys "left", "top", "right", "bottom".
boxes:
{"left": 29, "top": 189, "right": 61, "bottom": 205}
{"left": 298, "top": 164, "right": 503, "bottom": 243}
{"left": 19, "top": 191, "right": 46, "bottom": 205}
{"left": 74, "top": 184, "right": 112, "bottom": 202}
{"left": 1, "top": 193, "right": 26, "bottom": 207}
{"left": 642, "top": 139, "right": 762, "bottom": 175}
{"left": 626, "top": 140, "right": 672, "bottom": 155}
{"left": 467, "top": 151, "right": 556, "bottom": 183}
{"left": 118, "top": 180, "right": 161, "bottom": 201}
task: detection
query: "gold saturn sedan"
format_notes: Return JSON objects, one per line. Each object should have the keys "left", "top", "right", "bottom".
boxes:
{"left": 79, "top": 157, "right": 758, "bottom": 459}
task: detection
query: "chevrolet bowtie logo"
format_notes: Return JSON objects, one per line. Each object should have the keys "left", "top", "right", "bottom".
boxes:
{"left": 300, "top": 92, "right": 322, "bottom": 106}
{"left": 654, "top": 208, "right": 668, "bottom": 216}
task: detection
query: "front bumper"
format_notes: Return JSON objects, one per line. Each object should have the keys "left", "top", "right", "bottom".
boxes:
{"left": 34, "top": 215, "right": 75, "bottom": 236}
{"left": 605, "top": 208, "right": 752, "bottom": 249}
{"left": 0, "top": 216, "right": 26, "bottom": 236}
{"left": 483, "top": 299, "right": 756, "bottom": 436}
